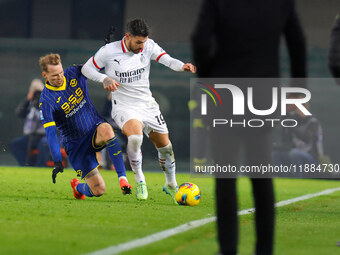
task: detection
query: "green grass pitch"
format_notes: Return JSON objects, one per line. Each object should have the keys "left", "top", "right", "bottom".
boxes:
{"left": 0, "top": 166, "right": 339, "bottom": 255}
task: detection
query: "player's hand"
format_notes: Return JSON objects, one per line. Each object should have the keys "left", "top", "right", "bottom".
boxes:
{"left": 182, "top": 63, "right": 196, "bottom": 73}
{"left": 52, "top": 162, "right": 64, "bottom": 184}
{"left": 103, "top": 77, "right": 120, "bottom": 92}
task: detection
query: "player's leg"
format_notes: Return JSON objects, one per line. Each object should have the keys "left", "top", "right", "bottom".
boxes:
{"left": 149, "top": 132, "right": 177, "bottom": 187}
{"left": 95, "top": 122, "right": 132, "bottom": 194}
{"left": 122, "top": 119, "right": 147, "bottom": 199}
{"left": 149, "top": 131, "right": 178, "bottom": 203}
{"left": 84, "top": 169, "right": 106, "bottom": 196}
{"left": 123, "top": 119, "right": 144, "bottom": 182}
{"left": 72, "top": 169, "right": 106, "bottom": 198}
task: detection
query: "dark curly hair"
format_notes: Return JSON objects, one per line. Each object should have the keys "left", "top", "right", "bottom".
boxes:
{"left": 126, "top": 19, "right": 150, "bottom": 37}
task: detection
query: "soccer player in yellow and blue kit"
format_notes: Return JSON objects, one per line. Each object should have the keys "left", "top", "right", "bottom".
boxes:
{"left": 39, "top": 53, "right": 132, "bottom": 199}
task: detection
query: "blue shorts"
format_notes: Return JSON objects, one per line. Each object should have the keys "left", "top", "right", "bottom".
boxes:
{"left": 64, "top": 122, "right": 106, "bottom": 179}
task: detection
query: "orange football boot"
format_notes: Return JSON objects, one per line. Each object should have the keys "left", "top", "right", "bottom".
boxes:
{"left": 70, "top": 178, "right": 85, "bottom": 200}
{"left": 119, "top": 178, "right": 132, "bottom": 195}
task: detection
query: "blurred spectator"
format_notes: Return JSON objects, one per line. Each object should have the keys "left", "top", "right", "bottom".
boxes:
{"left": 192, "top": 0, "right": 306, "bottom": 254}
{"left": 273, "top": 97, "right": 324, "bottom": 169}
{"left": 10, "top": 79, "right": 50, "bottom": 166}
{"left": 328, "top": 14, "right": 340, "bottom": 85}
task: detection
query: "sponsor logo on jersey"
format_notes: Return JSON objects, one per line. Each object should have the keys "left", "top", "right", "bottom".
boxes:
{"left": 115, "top": 68, "right": 145, "bottom": 78}
{"left": 65, "top": 99, "right": 87, "bottom": 118}
{"left": 70, "top": 79, "right": 77, "bottom": 87}
{"left": 115, "top": 68, "right": 145, "bottom": 83}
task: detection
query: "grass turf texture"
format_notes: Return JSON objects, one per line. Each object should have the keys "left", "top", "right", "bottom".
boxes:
{"left": 0, "top": 166, "right": 339, "bottom": 255}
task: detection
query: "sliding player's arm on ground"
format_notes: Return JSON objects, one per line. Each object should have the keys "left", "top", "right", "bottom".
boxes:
{"left": 151, "top": 42, "right": 196, "bottom": 73}
{"left": 81, "top": 46, "right": 120, "bottom": 91}
{"left": 44, "top": 125, "right": 62, "bottom": 163}
{"left": 39, "top": 101, "right": 63, "bottom": 183}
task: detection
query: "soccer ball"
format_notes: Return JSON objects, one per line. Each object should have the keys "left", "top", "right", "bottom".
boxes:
{"left": 175, "top": 182, "right": 201, "bottom": 206}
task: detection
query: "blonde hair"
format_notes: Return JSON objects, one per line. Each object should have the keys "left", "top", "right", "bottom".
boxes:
{"left": 39, "top": 53, "right": 61, "bottom": 72}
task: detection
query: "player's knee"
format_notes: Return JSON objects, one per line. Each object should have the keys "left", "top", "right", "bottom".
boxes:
{"left": 128, "top": 134, "right": 143, "bottom": 151}
{"left": 98, "top": 123, "right": 115, "bottom": 140}
{"left": 165, "top": 142, "right": 173, "bottom": 153}
{"left": 92, "top": 183, "right": 106, "bottom": 197}
{"left": 157, "top": 142, "right": 174, "bottom": 156}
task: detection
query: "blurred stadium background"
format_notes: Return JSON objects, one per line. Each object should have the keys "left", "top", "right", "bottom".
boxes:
{"left": 0, "top": 0, "right": 339, "bottom": 169}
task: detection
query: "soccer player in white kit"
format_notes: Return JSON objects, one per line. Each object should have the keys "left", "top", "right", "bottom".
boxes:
{"left": 81, "top": 19, "right": 196, "bottom": 202}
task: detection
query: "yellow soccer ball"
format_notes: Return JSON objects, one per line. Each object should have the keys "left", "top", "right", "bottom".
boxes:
{"left": 175, "top": 182, "right": 201, "bottom": 206}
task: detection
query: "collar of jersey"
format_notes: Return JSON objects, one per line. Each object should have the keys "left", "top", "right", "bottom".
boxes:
{"left": 121, "top": 37, "right": 128, "bottom": 53}
{"left": 45, "top": 76, "right": 67, "bottom": 91}
{"left": 121, "top": 37, "right": 144, "bottom": 53}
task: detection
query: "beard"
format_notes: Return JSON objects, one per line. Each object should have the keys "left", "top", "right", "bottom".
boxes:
{"left": 128, "top": 42, "right": 141, "bottom": 54}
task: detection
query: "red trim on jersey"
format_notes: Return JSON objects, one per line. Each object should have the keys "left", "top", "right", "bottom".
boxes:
{"left": 92, "top": 56, "right": 101, "bottom": 70}
{"left": 121, "top": 39, "right": 126, "bottom": 53}
{"left": 156, "top": 52, "right": 167, "bottom": 62}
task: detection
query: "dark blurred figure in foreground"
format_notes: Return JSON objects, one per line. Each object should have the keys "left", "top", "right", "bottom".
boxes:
{"left": 328, "top": 14, "right": 340, "bottom": 85}
{"left": 10, "top": 79, "right": 50, "bottom": 166}
{"left": 192, "top": 0, "right": 306, "bottom": 254}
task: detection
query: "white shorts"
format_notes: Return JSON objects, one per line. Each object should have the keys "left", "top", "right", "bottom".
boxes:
{"left": 111, "top": 101, "right": 169, "bottom": 136}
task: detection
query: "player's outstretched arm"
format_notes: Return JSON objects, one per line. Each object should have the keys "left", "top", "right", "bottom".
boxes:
{"left": 157, "top": 53, "right": 196, "bottom": 73}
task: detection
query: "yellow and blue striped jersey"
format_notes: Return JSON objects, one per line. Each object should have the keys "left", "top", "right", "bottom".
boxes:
{"left": 39, "top": 65, "right": 105, "bottom": 144}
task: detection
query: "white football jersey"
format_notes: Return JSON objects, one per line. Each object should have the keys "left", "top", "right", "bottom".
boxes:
{"left": 92, "top": 38, "right": 174, "bottom": 106}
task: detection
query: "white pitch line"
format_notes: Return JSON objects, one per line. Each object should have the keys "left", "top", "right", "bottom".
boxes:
{"left": 85, "top": 186, "right": 340, "bottom": 255}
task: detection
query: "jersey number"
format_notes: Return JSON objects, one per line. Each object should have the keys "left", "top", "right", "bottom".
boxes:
{"left": 155, "top": 114, "right": 165, "bottom": 125}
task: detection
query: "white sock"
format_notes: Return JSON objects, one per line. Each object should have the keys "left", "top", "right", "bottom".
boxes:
{"left": 157, "top": 142, "right": 177, "bottom": 188}
{"left": 118, "top": 176, "right": 127, "bottom": 181}
{"left": 127, "top": 135, "right": 145, "bottom": 183}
